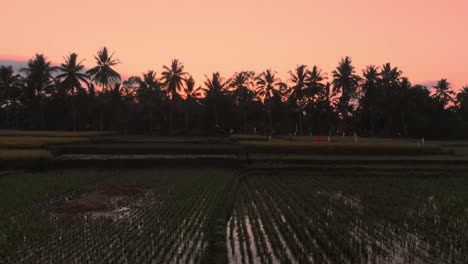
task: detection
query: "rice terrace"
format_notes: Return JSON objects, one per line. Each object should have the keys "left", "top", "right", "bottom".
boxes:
{"left": 2, "top": 0, "right": 468, "bottom": 262}
{"left": 1, "top": 131, "right": 468, "bottom": 263}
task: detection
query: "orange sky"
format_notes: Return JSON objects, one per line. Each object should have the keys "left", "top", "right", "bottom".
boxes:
{"left": 2, "top": 0, "right": 467, "bottom": 89}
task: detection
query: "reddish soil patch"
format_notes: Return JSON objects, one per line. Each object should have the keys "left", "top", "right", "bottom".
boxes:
{"left": 100, "top": 186, "right": 144, "bottom": 197}
{"left": 52, "top": 186, "right": 144, "bottom": 214}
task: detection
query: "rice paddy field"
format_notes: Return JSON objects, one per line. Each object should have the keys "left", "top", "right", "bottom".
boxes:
{"left": 1, "top": 132, "right": 468, "bottom": 263}
{"left": 0, "top": 168, "right": 237, "bottom": 264}
{"left": 0, "top": 168, "right": 467, "bottom": 263}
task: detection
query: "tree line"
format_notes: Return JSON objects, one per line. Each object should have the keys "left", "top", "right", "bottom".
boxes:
{"left": 1, "top": 47, "right": 468, "bottom": 138}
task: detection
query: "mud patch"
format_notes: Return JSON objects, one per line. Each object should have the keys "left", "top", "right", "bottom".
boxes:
{"left": 51, "top": 186, "right": 144, "bottom": 217}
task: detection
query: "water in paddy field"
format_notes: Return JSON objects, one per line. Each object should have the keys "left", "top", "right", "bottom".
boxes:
{"left": 225, "top": 175, "right": 468, "bottom": 264}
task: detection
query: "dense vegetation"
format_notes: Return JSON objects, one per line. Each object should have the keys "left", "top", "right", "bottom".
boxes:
{"left": 1, "top": 47, "right": 468, "bottom": 138}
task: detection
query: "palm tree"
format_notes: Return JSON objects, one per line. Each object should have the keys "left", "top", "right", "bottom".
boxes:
{"left": 332, "top": 56, "right": 362, "bottom": 133}
{"left": 305, "top": 66, "right": 326, "bottom": 134}
{"left": 203, "top": 72, "right": 228, "bottom": 128}
{"left": 361, "top": 65, "right": 380, "bottom": 136}
{"left": 55, "top": 53, "right": 90, "bottom": 130}
{"left": 317, "top": 82, "right": 338, "bottom": 134}
{"left": 86, "top": 47, "right": 121, "bottom": 90}
{"left": 456, "top": 85, "right": 468, "bottom": 120}
{"left": 136, "top": 70, "right": 163, "bottom": 132}
{"left": 21, "top": 54, "right": 55, "bottom": 98}
{"left": 0, "top": 66, "right": 22, "bottom": 127}
{"left": 255, "top": 69, "right": 287, "bottom": 134}
{"left": 161, "top": 59, "right": 187, "bottom": 134}
{"left": 456, "top": 86, "right": 468, "bottom": 108}
{"left": 183, "top": 75, "right": 203, "bottom": 130}
{"left": 379, "top": 63, "right": 403, "bottom": 135}
{"left": 288, "top": 65, "right": 309, "bottom": 135}
{"left": 432, "top": 79, "right": 454, "bottom": 107}
{"left": 20, "top": 54, "right": 56, "bottom": 128}
{"left": 229, "top": 71, "right": 255, "bottom": 132}
{"left": 306, "top": 66, "right": 326, "bottom": 96}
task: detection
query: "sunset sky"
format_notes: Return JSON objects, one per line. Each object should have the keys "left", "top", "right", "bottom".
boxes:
{"left": 2, "top": 0, "right": 467, "bottom": 89}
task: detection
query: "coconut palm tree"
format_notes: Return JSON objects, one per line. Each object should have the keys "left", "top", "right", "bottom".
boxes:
{"left": 304, "top": 66, "right": 326, "bottom": 134}
{"left": 379, "top": 63, "right": 403, "bottom": 135}
{"left": 183, "top": 75, "right": 203, "bottom": 130}
{"left": 332, "top": 56, "right": 362, "bottom": 132}
{"left": 55, "top": 53, "right": 90, "bottom": 130}
{"left": 203, "top": 72, "right": 228, "bottom": 128}
{"left": 86, "top": 47, "right": 121, "bottom": 90}
{"left": 0, "top": 66, "right": 22, "bottom": 127}
{"left": 20, "top": 54, "right": 56, "bottom": 128}
{"left": 456, "top": 86, "right": 468, "bottom": 108}
{"left": 288, "top": 65, "right": 310, "bottom": 135}
{"left": 229, "top": 71, "right": 255, "bottom": 132}
{"left": 306, "top": 66, "right": 326, "bottom": 96}
{"left": 161, "top": 59, "right": 187, "bottom": 134}
{"left": 456, "top": 85, "right": 468, "bottom": 120}
{"left": 361, "top": 65, "right": 380, "bottom": 135}
{"left": 21, "top": 54, "right": 55, "bottom": 99}
{"left": 317, "top": 82, "right": 338, "bottom": 134}
{"left": 136, "top": 70, "right": 163, "bottom": 132}
{"left": 432, "top": 79, "right": 454, "bottom": 106}
{"left": 255, "top": 69, "right": 287, "bottom": 134}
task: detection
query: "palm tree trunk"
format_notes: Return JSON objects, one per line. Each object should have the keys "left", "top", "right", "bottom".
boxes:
{"left": 149, "top": 107, "right": 153, "bottom": 133}
{"left": 72, "top": 98, "right": 77, "bottom": 131}
{"left": 298, "top": 111, "right": 303, "bottom": 136}
{"left": 214, "top": 103, "right": 219, "bottom": 128}
{"left": 170, "top": 99, "right": 174, "bottom": 134}
{"left": 100, "top": 111, "right": 104, "bottom": 131}
{"left": 185, "top": 102, "right": 189, "bottom": 131}
{"left": 268, "top": 110, "right": 272, "bottom": 136}
{"left": 370, "top": 107, "right": 375, "bottom": 137}
{"left": 5, "top": 108, "right": 9, "bottom": 128}
{"left": 243, "top": 110, "right": 247, "bottom": 133}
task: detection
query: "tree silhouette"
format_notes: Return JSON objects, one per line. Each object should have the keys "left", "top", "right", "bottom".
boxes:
{"left": 304, "top": 66, "right": 326, "bottom": 134}
{"left": 332, "top": 56, "right": 362, "bottom": 134}
{"left": 161, "top": 59, "right": 187, "bottom": 134}
{"left": 229, "top": 71, "right": 255, "bottom": 132}
{"left": 2, "top": 49, "right": 468, "bottom": 138}
{"left": 0, "top": 66, "right": 22, "bottom": 127}
{"left": 86, "top": 47, "right": 121, "bottom": 90}
{"left": 316, "top": 82, "right": 338, "bottom": 134}
{"left": 203, "top": 72, "right": 228, "bottom": 129}
{"left": 255, "top": 69, "right": 287, "bottom": 134}
{"left": 55, "top": 53, "right": 90, "bottom": 130}
{"left": 134, "top": 71, "right": 164, "bottom": 132}
{"left": 380, "top": 63, "right": 402, "bottom": 135}
{"left": 20, "top": 54, "right": 56, "bottom": 128}
{"left": 288, "top": 65, "right": 310, "bottom": 135}
{"left": 432, "top": 79, "right": 454, "bottom": 106}
{"left": 183, "top": 75, "right": 203, "bottom": 130}
{"left": 361, "top": 65, "right": 380, "bottom": 136}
